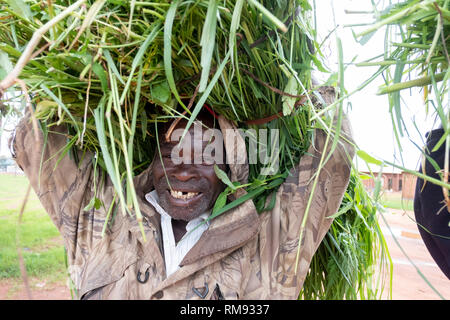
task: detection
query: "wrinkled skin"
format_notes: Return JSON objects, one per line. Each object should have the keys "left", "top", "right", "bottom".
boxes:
{"left": 152, "top": 118, "right": 226, "bottom": 242}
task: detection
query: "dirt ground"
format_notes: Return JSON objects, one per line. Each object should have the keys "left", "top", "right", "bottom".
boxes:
{"left": 1, "top": 208, "right": 449, "bottom": 300}
{"left": 0, "top": 278, "right": 71, "bottom": 300}
{"left": 378, "top": 208, "right": 450, "bottom": 300}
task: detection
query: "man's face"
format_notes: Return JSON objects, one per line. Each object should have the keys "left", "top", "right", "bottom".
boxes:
{"left": 152, "top": 119, "right": 226, "bottom": 221}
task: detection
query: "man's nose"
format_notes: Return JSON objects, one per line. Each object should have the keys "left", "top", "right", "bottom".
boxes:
{"left": 171, "top": 166, "right": 197, "bottom": 182}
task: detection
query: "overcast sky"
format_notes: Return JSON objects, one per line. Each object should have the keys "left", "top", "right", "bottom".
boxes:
{"left": 315, "top": 0, "right": 439, "bottom": 172}
{"left": 0, "top": 0, "right": 440, "bottom": 172}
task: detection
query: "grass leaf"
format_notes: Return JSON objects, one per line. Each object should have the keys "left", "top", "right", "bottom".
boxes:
{"left": 357, "top": 150, "right": 384, "bottom": 166}
{"left": 163, "top": 0, "right": 185, "bottom": 108}
{"left": 282, "top": 75, "right": 298, "bottom": 116}
{"left": 6, "top": 0, "right": 32, "bottom": 21}
{"left": 214, "top": 164, "right": 237, "bottom": 191}
{"left": 199, "top": 0, "right": 218, "bottom": 93}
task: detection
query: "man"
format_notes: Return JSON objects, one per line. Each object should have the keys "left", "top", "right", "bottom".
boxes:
{"left": 12, "top": 88, "right": 354, "bottom": 299}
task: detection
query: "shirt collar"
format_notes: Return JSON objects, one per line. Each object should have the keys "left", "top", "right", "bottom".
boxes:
{"left": 144, "top": 190, "right": 210, "bottom": 230}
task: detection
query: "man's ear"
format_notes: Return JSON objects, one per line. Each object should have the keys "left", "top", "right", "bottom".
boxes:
{"left": 152, "top": 146, "right": 159, "bottom": 163}
{"left": 133, "top": 159, "right": 155, "bottom": 197}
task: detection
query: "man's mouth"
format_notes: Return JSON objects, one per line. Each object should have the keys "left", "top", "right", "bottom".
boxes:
{"left": 169, "top": 189, "right": 202, "bottom": 200}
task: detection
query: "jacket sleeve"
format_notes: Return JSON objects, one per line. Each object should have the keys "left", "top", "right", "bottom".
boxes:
{"left": 11, "top": 112, "right": 104, "bottom": 279}
{"left": 257, "top": 114, "right": 355, "bottom": 299}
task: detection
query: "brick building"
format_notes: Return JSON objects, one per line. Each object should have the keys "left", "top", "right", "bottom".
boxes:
{"left": 360, "top": 171, "right": 417, "bottom": 199}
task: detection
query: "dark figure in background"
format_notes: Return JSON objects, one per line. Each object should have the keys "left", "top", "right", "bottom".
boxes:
{"left": 414, "top": 127, "right": 450, "bottom": 279}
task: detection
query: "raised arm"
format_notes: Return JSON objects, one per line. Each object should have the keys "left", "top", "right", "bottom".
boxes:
{"left": 257, "top": 113, "right": 355, "bottom": 299}
{"left": 12, "top": 113, "right": 94, "bottom": 229}
{"left": 11, "top": 113, "right": 104, "bottom": 277}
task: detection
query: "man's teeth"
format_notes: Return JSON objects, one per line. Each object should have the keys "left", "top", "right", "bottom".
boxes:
{"left": 170, "top": 190, "right": 199, "bottom": 200}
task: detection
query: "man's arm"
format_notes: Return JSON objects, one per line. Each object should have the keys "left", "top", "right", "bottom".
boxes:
{"left": 11, "top": 112, "right": 100, "bottom": 260}
{"left": 257, "top": 113, "right": 355, "bottom": 299}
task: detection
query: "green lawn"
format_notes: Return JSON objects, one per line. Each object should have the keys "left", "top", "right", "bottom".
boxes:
{"left": 0, "top": 174, "right": 66, "bottom": 281}
{"left": 380, "top": 192, "right": 414, "bottom": 211}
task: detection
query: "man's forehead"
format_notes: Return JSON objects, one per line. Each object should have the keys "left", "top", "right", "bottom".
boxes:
{"left": 162, "top": 119, "right": 216, "bottom": 141}
{"left": 160, "top": 133, "right": 217, "bottom": 148}
{"left": 172, "top": 119, "right": 215, "bottom": 131}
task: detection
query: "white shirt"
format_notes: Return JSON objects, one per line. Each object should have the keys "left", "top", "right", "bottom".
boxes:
{"left": 145, "top": 190, "right": 210, "bottom": 277}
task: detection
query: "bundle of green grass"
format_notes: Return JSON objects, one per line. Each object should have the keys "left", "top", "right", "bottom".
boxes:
{"left": 1, "top": 0, "right": 327, "bottom": 228}
{"left": 0, "top": 0, "right": 322, "bottom": 207}
{"left": 0, "top": 0, "right": 390, "bottom": 299}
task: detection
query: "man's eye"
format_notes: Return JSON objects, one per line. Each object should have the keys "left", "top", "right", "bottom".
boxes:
{"left": 161, "top": 155, "right": 172, "bottom": 162}
{"left": 202, "top": 157, "right": 215, "bottom": 166}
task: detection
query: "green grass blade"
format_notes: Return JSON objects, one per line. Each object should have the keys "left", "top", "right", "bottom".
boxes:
{"left": 120, "top": 21, "right": 162, "bottom": 105}
{"left": 247, "top": 0, "right": 288, "bottom": 32}
{"left": 39, "top": 84, "right": 80, "bottom": 135}
{"left": 199, "top": 0, "right": 218, "bottom": 93}
{"left": 180, "top": 49, "right": 232, "bottom": 140}
{"left": 163, "top": 0, "right": 187, "bottom": 110}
